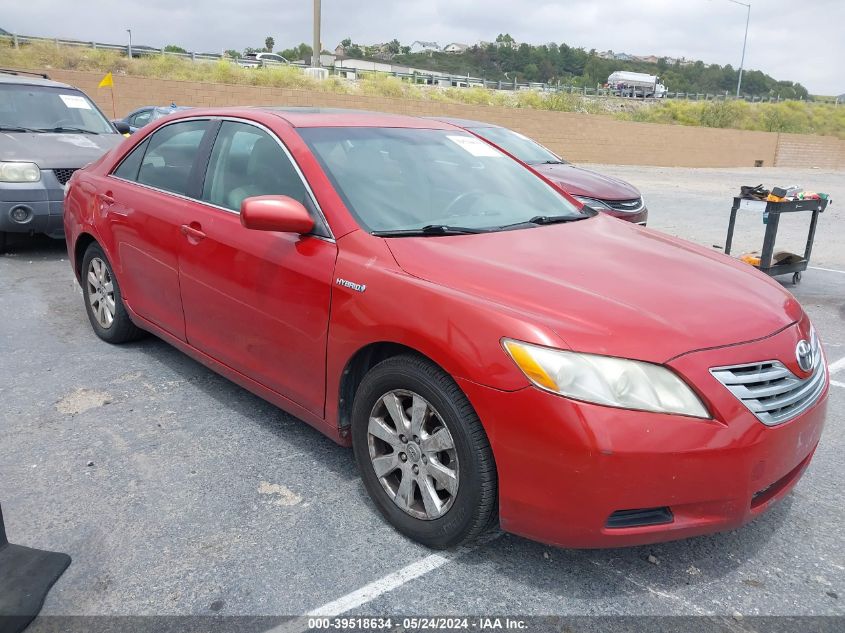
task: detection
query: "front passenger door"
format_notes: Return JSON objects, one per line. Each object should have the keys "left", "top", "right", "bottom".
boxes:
{"left": 177, "top": 120, "right": 337, "bottom": 416}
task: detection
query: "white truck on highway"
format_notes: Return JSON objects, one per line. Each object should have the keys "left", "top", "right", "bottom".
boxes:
{"left": 607, "top": 71, "right": 667, "bottom": 98}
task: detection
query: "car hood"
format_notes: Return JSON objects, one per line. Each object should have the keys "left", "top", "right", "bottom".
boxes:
{"left": 0, "top": 132, "right": 124, "bottom": 169}
{"left": 385, "top": 215, "right": 802, "bottom": 364}
{"left": 531, "top": 163, "right": 640, "bottom": 200}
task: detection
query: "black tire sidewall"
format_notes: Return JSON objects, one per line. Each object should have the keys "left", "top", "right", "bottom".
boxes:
{"left": 352, "top": 357, "right": 492, "bottom": 548}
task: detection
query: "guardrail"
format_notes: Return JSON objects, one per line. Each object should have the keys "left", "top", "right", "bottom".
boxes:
{"left": 1, "top": 32, "right": 802, "bottom": 103}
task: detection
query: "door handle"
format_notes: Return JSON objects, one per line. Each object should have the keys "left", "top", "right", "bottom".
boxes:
{"left": 180, "top": 223, "right": 206, "bottom": 242}
{"left": 98, "top": 192, "right": 115, "bottom": 212}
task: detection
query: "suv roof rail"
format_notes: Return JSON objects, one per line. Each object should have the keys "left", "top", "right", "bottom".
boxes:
{"left": 0, "top": 68, "right": 50, "bottom": 79}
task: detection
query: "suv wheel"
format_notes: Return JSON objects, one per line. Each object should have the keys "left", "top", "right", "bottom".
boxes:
{"left": 351, "top": 354, "right": 498, "bottom": 548}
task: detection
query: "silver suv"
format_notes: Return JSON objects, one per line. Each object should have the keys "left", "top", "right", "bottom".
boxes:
{"left": 0, "top": 70, "right": 125, "bottom": 252}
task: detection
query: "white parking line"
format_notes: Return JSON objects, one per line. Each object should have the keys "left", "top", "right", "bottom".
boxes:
{"left": 831, "top": 380, "right": 845, "bottom": 389}
{"left": 829, "top": 356, "right": 845, "bottom": 376}
{"left": 267, "top": 532, "right": 503, "bottom": 633}
{"left": 809, "top": 266, "right": 845, "bottom": 275}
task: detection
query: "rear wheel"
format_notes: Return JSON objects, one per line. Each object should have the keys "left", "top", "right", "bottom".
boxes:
{"left": 0, "top": 231, "right": 7, "bottom": 254}
{"left": 351, "top": 354, "right": 497, "bottom": 548}
{"left": 81, "top": 243, "right": 145, "bottom": 343}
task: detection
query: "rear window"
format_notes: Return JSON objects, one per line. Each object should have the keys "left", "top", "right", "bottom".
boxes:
{"left": 0, "top": 84, "right": 115, "bottom": 134}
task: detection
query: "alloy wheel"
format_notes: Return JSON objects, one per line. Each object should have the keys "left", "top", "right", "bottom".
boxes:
{"left": 367, "top": 389, "right": 460, "bottom": 520}
{"left": 86, "top": 257, "right": 116, "bottom": 329}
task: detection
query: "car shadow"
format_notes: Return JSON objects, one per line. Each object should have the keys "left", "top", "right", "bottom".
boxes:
{"left": 450, "top": 495, "right": 793, "bottom": 604}
{"left": 1, "top": 234, "right": 67, "bottom": 259}
{"left": 123, "top": 336, "right": 359, "bottom": 482}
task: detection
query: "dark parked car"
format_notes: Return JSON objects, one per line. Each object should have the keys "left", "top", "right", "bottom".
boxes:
{"left": 432, "top": 117, "right": 648, "bottom": 225}
{"left": 0, "top": 70, "right": 125, "bottom": 251}
{"left": 119, "top": 105, "right": 193, "bottom": 134}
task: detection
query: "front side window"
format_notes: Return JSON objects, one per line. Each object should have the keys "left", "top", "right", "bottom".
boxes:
{"left": 136, "top": 120, "right": 208, "bottom": 195}
{"left": 202, "top": 121, "right": 310, "bottom": 213}
{"left": 0, "top": 84, "right": 115, "bottom": 134}
{"left": 299, "top": 127, "right": 583, "bottom": 233}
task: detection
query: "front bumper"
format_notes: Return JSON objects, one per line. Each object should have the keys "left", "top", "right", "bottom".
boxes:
{"left": 460, "top": 322, "right": 827, "bottom": 548}
{"left": 605, "top": 204, "right": 648, "bottom": 225}
{"left": 0, "top": 170, "right": 67, "bottom": 238}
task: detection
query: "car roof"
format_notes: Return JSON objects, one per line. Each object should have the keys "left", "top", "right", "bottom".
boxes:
{"left": 171, "top": 107, "right": 460, "bottom": 130}
{"left": 425, "top": 116, "right": 502, "bottom": 130}
{"left": 0, "top": 71, "right": 75, "bottom": 90}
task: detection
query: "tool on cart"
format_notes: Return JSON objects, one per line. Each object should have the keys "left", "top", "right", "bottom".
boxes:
{"left": 725, "top": 185, "right": 831, "bottom": 285}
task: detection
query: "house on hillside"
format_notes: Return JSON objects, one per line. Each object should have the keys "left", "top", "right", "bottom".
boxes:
{"left": 410, "top": 41, "right": 440, "bottom": 54}
{"left": 634, "top": 55, "right": 660, "bottom": 64}
{"left": 836, "top": 93, "right": 845, "bottom": 104}
{"left": 442, "top": 42, "right": 469, "bottom": 54}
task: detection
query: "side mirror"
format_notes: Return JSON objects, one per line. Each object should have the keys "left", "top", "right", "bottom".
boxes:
{"left": 112, "top": 120, "right": 131, "bottom": 135}
{"left": 241, "top": 195, "right": 315, "bottom": 234}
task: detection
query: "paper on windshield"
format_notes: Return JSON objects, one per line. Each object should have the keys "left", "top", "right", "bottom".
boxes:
{"left": 447, "top": 135, "right": 503, "bottom": 157}
{"left": 59, "top": 94, "right": 92, "bottom": 109}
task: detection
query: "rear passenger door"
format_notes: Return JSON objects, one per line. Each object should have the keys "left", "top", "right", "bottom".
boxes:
{"left": 106, "top": 119, "right": 212, "bottom": 340}
{"left": 177, "top": 119, "right": 337, "bottom": 416}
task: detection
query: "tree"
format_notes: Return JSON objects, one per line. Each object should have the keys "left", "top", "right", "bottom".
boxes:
{"left": 224, "top": 49, "right": 240, "bottom": 59}
{"left": 163, "top": 44, "right": 187, "bottom": 54}
{"left": 265, "top": 36, "right": 275, "bottom": 52}
{"left": 387, "top": 39, "right": 401, "bottom": 55}
{"left": 341, "top": 37, "right": 352, "bottom": 48}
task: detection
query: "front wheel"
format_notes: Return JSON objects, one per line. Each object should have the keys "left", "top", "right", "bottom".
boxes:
{"left": 81, "top": 243, "right": 145, "bottom": 343}
{"left": 351, "top": 355, "right": 498, "bottom": 548}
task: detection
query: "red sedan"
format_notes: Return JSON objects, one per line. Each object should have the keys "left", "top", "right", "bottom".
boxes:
{"left": 64, "top": 108, "right": 828, "bottom": 549}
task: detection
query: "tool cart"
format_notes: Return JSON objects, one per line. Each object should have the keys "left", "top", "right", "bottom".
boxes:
{"left": 724, "top": 195, "right": 829, "bottom": 284}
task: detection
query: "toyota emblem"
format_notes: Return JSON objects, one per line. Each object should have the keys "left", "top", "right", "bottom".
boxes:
{"left": 795, "top": 340, "right": 814, "bottom": 373}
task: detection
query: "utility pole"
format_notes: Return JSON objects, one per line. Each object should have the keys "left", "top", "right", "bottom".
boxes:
{"left": 724, "top": 0, "right": 751, "bottom": 97}
{"left": 126, "top": 29, "right": 133, "bottom": 59}
{"left": 312, "top": 0, "right": 321, "bottom": 67}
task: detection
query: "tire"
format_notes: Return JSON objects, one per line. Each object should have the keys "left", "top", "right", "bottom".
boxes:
{"left": 0, "top": 231, "right": 7, "bottom": 255}
{"left": 81, "top": 242, "right": 145, "bottom": 344}
{"left": 351, "top": 354, "right": 498, "bottom": 548}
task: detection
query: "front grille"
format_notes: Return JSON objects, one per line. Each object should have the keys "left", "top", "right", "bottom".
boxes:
{"left": 604, "top": 198, "right": 643, "bottom": 212}
{"left": 53, "top": 168, "right": 77, "bottom": 186}
{"left": 710, "top": 331, "right": 825, "bottom": 426}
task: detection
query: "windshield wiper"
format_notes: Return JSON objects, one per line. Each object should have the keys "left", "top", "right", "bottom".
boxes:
{"left": 538, "top": 160, "right": 566, "bottom": 165}
{"left": 0, "top": 125, "right": 45, "bottom": 133}
{"left": 371, "top": 224, "right": 489, "bottom": 237}
{"left": 498, "top": 214, "right": 589, "bottom": 230}
{"left": 39, "top": 126, "right": 100, "bottom": 134}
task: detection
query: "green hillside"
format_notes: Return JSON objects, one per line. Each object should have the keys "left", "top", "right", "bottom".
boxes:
{"left": 393, "top": 36, "right": 809, "bottom": 100}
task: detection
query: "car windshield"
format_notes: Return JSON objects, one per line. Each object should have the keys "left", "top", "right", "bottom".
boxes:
{"left": 0, "top": 84, "right": 114, "bottom": 134}
{"left": 470, "top": 126, "right": 568, "bottom": 165}
{"left": 299, "top": 127, "right": 584, "bottom": 233}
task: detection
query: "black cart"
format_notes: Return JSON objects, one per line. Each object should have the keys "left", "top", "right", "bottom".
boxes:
{"left": 724, "top": 196, "right": 829, "bottom": 284}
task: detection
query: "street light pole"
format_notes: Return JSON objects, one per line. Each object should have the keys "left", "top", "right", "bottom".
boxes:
{"left": 725, "top": 0, "right": 751, "bottom": 97}
{"left": 312, "top": 0, "right": 321, "bottom": 68}
{"left": 126, "top": 28, "right": 133, "bottom": 60}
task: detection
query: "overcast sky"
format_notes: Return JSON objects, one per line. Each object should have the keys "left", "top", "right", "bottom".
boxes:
{"left": 4, "top": 0, "right": 842, "bottom": 94}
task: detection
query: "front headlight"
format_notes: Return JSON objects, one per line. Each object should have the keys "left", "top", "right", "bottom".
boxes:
{"left": 573, "top": 196, "right": 611, "bottom": 213}
{"left": 0, "top": 161, "right": 41, "bottom": 183}
{"left": 503, "top": 339, "right": 710, "bottom": 418}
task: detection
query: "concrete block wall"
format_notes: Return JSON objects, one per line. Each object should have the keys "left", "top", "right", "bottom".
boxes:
{"left": 37, "top": 69, "right": 844, "bottom": 170}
